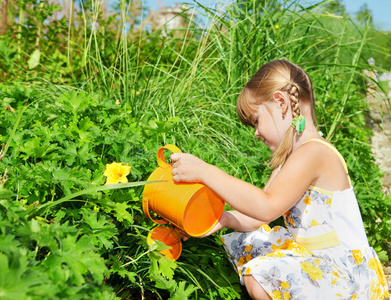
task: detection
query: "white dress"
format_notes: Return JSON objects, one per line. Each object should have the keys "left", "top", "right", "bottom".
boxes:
{"left": 221, "top": 139, "right": 390, "bottom": 299}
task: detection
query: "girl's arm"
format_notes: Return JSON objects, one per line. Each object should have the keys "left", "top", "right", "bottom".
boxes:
{"left": 215, "top": 166, "right": 280, "bottom": 231}
{"left": 201, "top": 167, "right": 279, "bottom": 236}
{"left": 222, "top": 210, "right": 269, "bottom": 231}
{"left": 197, "top": 210, "right": 268, "bottom": 238}
{"left": 171, "top": 143, "right": 321, "bottom": 223}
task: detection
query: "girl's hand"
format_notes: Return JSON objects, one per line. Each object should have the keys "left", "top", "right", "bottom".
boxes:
{"left": 170, "top": 153, "right": 207, "bottom": 183}
{"left": 199, "top": 211, "right": 228, "bottom": 237}
{"left": 183, "top": 211, "right": 228, "bottom": 241}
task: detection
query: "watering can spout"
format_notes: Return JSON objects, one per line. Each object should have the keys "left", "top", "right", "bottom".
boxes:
{"left": 142, "top": 144, "right": 225, "bottom": 260}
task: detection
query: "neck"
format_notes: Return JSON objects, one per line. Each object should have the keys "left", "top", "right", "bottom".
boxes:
{"left": 291, "top": 120, "right": 322, "bottom": 152}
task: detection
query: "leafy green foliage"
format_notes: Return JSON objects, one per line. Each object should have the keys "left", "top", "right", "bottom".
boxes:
{"left": 0, "top": 189, "right": 117, "bottom": 299}
{"left": 0, "top": 82, "right": 248, "bottom": 298}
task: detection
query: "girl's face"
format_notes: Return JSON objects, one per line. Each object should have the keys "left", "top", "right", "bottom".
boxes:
{"left": 252, "top": 102, "right": 289, "bottom": 152}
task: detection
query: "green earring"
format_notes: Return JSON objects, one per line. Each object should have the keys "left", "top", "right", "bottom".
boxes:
{"left": 291, "top": 115, "right": 305, "bottom": 135}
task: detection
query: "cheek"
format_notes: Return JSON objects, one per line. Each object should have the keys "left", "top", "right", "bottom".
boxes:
{"left": 275, "top": 117, "right": 290, "bottom": 139}
{"left": 267, "top": 118, "right": 281, "bottom": 138}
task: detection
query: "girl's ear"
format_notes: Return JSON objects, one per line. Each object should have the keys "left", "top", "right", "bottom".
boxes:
{"left": 272, "top": 91, "right": 290, "bottom": 115}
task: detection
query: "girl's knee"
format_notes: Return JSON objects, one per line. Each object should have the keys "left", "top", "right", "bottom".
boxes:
{"left": 243, "top": 275, "right": 272, "bottom": 300}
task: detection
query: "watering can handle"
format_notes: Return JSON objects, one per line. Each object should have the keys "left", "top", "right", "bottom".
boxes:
{"left": 142, "top": 196, "right": 168, "bottom": 225}
{"left": 142, "top": 144, "right": 183, "bottom": 225}
{"left": 157, "top": 144, "right": 182, "bottom": 169}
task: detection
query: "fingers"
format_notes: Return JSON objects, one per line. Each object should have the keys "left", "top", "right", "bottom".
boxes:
{"left": 170, "top": 153, "right": 204, "bottom": 183}
{"left": 170, "top": 162, "right": 181, "bottom": 181}
{"left": 170, "top": 153, "right": 182, "bottom": 182}
{"left": 172, "top": 173, "right": 180, "bottom": 182}
{"left": 199, "top": 222, "right": 223, "bottom": 237}
{"left": 170, "top": 152, "right": 182, "bottom": 162}
{"left": 171, "top": 153, "right": 199, "bottom": 164}
{"left": 170, "top": 153, "right": 186, "bottom": 182}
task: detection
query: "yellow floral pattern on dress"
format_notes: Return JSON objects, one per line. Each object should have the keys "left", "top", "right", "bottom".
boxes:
{"left": 368, "top": 257, "right": 390, "bottom": 299}
{"left": 221, "top": 187, "right": 390, "bottom": 300}
{"left": 300, "top": 261, "right": 323, "bottom": 281}
{"left": 352, "top": 249, "right": 363, "bottom": 265}
{"left": 310, "top": 219, "right": 320, "bottom": 226}
{"left": 303, "top": 195, "right": 311, "bottom": 205}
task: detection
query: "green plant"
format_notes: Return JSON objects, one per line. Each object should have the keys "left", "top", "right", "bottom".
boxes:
{"left": 0, "top": 82, "right": 249, "bottom": 299}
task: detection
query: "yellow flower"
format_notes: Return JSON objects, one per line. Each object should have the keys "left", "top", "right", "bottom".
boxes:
{"left": 368, "top": 257, "right": 378, "bottom": 271}
{"left": 237, "top": 256, "right": 246, "bottom": 266}
{"left": 245, "top": 245, "right": 252, "bottom": 252}
{"left": 300, "top": 261, "right": 323, "bottom": 281}
{"left": 266, "top": 251, "right": 286, "bottom": 258}
{"left": 303, "top": 195, "right": 312, "bottom": 205}
{"left": 331, "top": 278, "right": 338, "bottom": 285}
{"left": 275, "top": 24, "right": 280, "bottom": 29}
{"left": 245, "top": 267, "right": 252, "bottom": 275}
{"left": 281, "top": 281, "right": 290, "bottom": 289}
{"left": 368, "top": 258, "right": 387, "bottom": 287}
{"left": 283, "top": 291, "right": 291, "bottom": 300}
{"left": 369, "top": 280, "right": 382, "bottom": 300}
{"left": 272, "top": 290, "right": 282, "bottom": 299}
{"left": 246, "top": 253, "right": 253, "bottom": 262}
{"left": 272, "top": 239, "right": 293, "bottom": 251}
{"left": 352, "top": 250, "right": 363, "bottom": 265}
{"left": 310, "top": 219, "right": 320, "bottom": 226}
{"left": 326, "top": 198, "right": 332, "bottom": 205}
{"left": 261, "top": 224, "right": 272, "bottom": 232}
{"left": 104, "top": 162, "right": 131, "bottom": 185}
{"left": 288, "top": 242, "right": 313, "bottom": 257}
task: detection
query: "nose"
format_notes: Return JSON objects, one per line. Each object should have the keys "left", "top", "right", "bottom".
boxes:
{"left": 254, "top": 128, "right": 261, "bottom": 138}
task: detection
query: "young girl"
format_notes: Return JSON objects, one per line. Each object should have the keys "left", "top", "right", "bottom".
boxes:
{"left": 170, "top": 59, "right": 390, "bottom": 299}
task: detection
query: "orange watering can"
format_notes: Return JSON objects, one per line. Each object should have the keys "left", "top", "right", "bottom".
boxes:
{"left": 142, "top": 144, "right": 225, "bottom": 260}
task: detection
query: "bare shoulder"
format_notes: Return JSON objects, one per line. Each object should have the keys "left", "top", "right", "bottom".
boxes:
{"left": 282, "top": 139, "right": 336, "bottom": 180}
{"left": 266, "top": 140, "right": 326, "bottom": 209}
{"left": 287, "top": 139, "right": 350, "bottom": 190}
{"left": 272, "top": 141, "right": 326, "bottom": 186}
{"left": 288, "top": 139, "right": 331, "bottom": 166}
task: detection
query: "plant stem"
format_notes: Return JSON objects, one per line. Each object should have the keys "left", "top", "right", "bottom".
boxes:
{"left": 28, "top": 181, "right": 160, "bottom": 219}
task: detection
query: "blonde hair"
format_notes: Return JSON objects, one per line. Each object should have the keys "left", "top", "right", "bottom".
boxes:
{"left": 237, "top": 59, "right": 316, "bottom": 169}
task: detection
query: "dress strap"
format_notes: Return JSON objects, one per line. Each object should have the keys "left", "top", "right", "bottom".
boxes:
{"left": 304, "top": 138, "right": 351, "bottom": 187}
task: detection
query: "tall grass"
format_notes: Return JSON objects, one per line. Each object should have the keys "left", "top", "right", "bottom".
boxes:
{"left": 75, "top": 0, "right": 375, "bottom": 140}
{"left": 70, "top": 0, "right": 390, "bottom": 238}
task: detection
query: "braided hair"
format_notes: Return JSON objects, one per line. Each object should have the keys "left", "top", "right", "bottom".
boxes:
{"left": 237, "top": 59, "right": 316, "bottom": 169}
{"left": 288, "top": 83, "right": 301, "bottom": 118}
